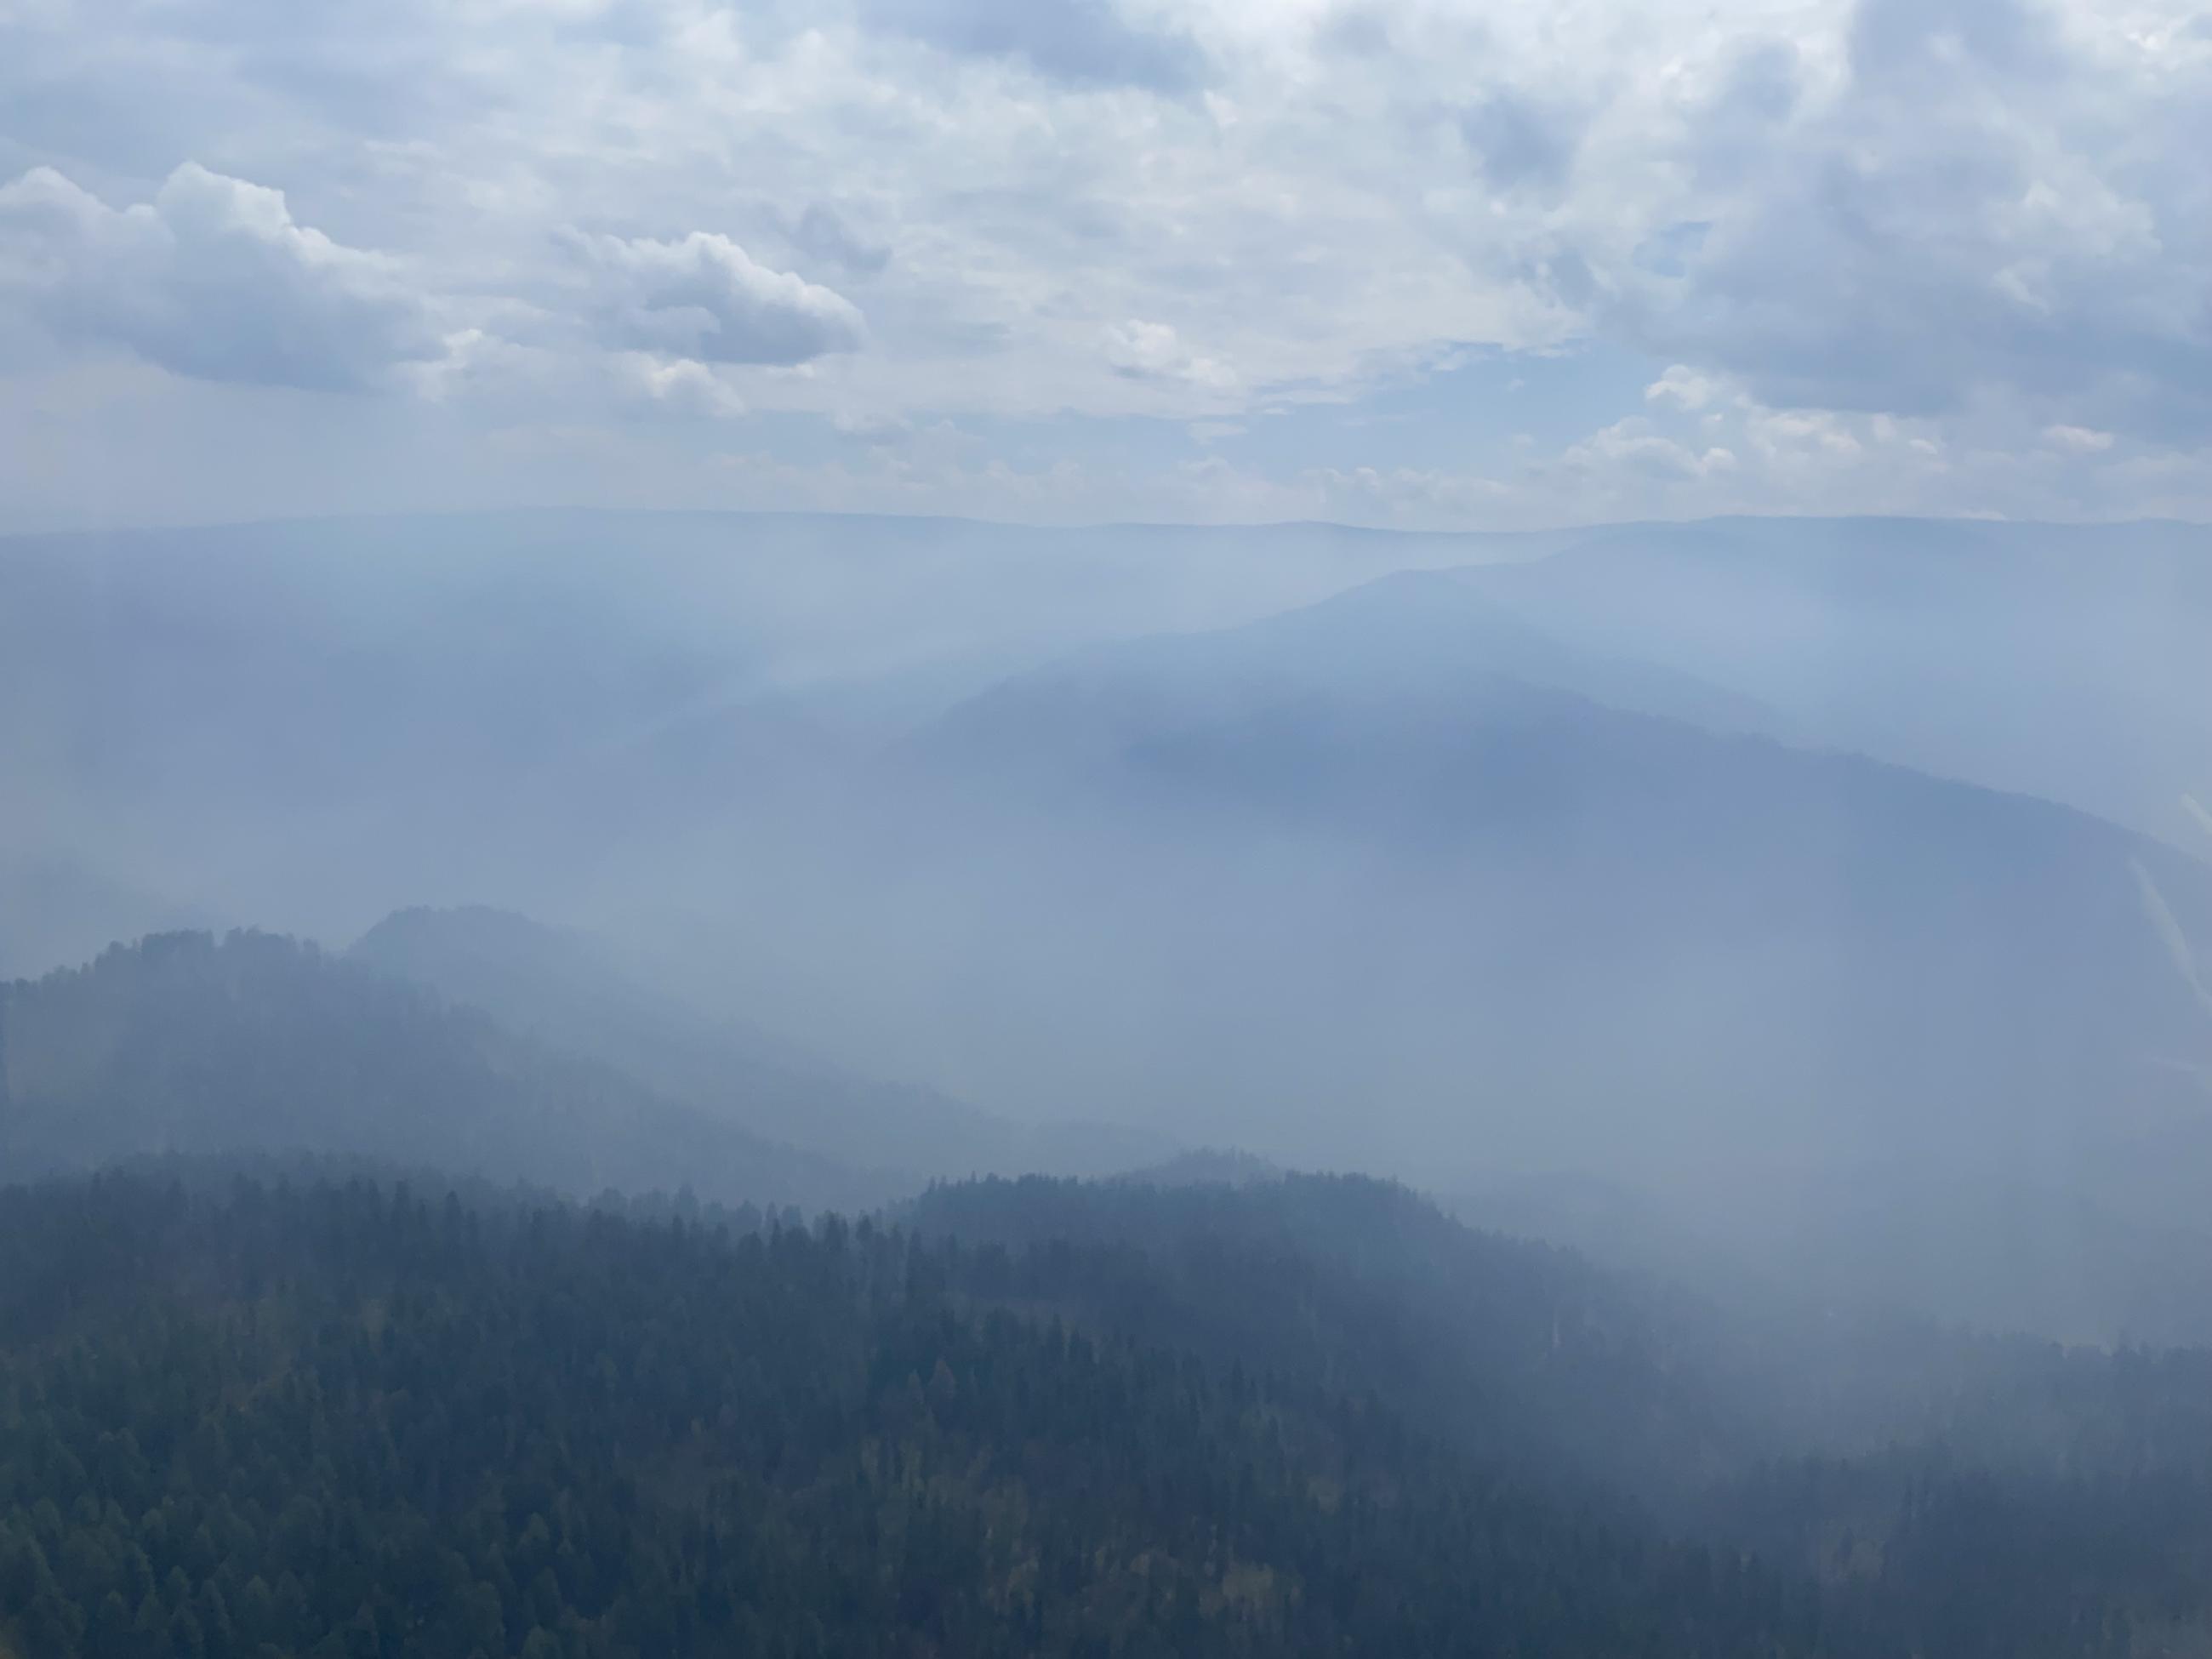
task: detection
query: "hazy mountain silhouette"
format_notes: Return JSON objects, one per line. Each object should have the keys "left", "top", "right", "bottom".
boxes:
{"left": 6, "top": 510, "right": 2209, "bottom": 1337}
{"left": 1452, "top": 516, "right": 2212, "bottom": 847}
{"left": 870, "top": 574, "right": 2212, "bottom": 1334}
{"left": 0, "top": 930, "right": 898, "bottom": 1212}
{"left": 351, "top": 904, "right": 1172, "bottom": 1179}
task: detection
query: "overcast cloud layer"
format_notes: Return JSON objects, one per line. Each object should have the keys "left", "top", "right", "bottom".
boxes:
{"left": 3, "top": 0, "right": 2209, "bottom": 529}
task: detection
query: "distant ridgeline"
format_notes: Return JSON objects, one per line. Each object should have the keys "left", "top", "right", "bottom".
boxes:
{"left": 0, "top": 917, "right": 1174, "bottom": 1219}
{"left": 0, "top": 929, "right": 903, "bottom": 1215}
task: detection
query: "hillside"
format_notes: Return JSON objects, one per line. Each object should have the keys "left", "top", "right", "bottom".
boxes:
{"left": 0, "top": 511, "right": 1556, "bottom": 955}
{"left": 6, "top": 513, "right": 2209, "bottom": 1346}
{"left": 913, "top": 1172, "right": 2212, "bottom": 1653}
{"left": 350, "top": 905, "right": 1173, "bottom": 1179}
{"left": 907, "top": 1173, "right": 2198, "bottom": 1508}
{"left": 0, "top": 1172, "right": 1836, "bottom": 1659}
{"left": 905, "top": 569, "right": 1780, "bottom": 775}
{"left": 1451, "top": 516, "right": 2212, "bottom": 847}
{"left": 849, "top": 579, "right": 2212, "bottom": 1337}
{"left": 914, "top": 1172, "right": 1760, "bottom": 1505}
{"left": 0, "top": 930, "right": 897, "bottom": 1212}
{"left": 9, "top": 1166, "right": 2212, "bottom": 1657}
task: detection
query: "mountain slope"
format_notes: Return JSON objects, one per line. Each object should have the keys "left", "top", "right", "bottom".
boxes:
{"left": 845, "top": 580, "right": 2212, "bottom": 1336}
{"left": 1450, "top": 516, "right": 2212, "bottom": 847}
{"left": 908, "top": 1172, "right": 2212, "bottom": 1507}
{"left": 944, "top": 567, "right": 1779, "bottom": 749}
{"left": 350, "top": 905, "right": 1172, "bottom": 1179}
{"left": 908, "top": 1171, "right": 2212, "bottom": 1652}
{"left": 0, "top": 510, "right": 1559, "bottom": 950}
{"left": 913, "top": 1172, "right": 1767, "bottom": 1506}
{"left": 10, "top": 1166, "right": 2209, "bottom": 1657}
{"left": 0, "top": 1171, "right": 1846, "bottom": 1659}
{"left": 0, "top": 930, "right": 896, "bottom": 1211}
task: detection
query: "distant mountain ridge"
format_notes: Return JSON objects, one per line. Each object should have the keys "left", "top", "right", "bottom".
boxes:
{"left": 0, "top": 929, "right": 900, "bottom": 1212}
{"left": 850, "top": 571, "right": 2212, "bottom": 1337}
{"left": 5, "top": 508, "right": 2209, "bottom": 1342}
{"left": 1445, "top": 516, "right": 2212, "bottom": 847}
{"left": 351, "top": 904, "right": 1176, "bottom": 1180}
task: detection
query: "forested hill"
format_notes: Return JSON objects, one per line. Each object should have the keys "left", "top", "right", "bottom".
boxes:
{"left": 913, "top": 1172, "right": 1750, "bottom": 1504}
{"left": 10, "top": 931, "right": 2212, "bottom": 1655}
{"left": 913, "top": 1173, "right": 2212, "bottom": 1656}
{"left": 0, "top": 1172, "right": 1833, "bottom": 1659}
{"left": 911, "top": 1172, "right": 2093, "bottom": 1505}
{"left": 9, "top": 1169, "right": 2212, "bottom": 1658}
{"left": 0, "top": 930, "right": 897, "bottom": 1213}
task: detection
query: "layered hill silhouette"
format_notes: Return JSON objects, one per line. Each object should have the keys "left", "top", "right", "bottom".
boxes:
{"left": 351, "top": 904, "right": 1173, "bottom": 1180}
{"left": 1449, "top": 516, "right": 2212, "bottom": 847}
{"left": 0, "top": 930, "right": 897, "bottom": 1212}
{"left": 858, "top": 572, "right": 2212, "bottom": 1335}
{"left": 5, "top": 511, "right": 2209, "bottom": 1342}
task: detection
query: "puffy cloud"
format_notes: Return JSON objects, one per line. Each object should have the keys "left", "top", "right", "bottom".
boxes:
{"left": 830, "top": 409, "right": 914, "bottom": 444}
{"left": 6, "top": 0, "right": 2212, "bottom": 523}
{"left": 402, "top": 324, "right": 754, "bottom": 423}
{"left": 566, "top": 230, "right": 867, "bottom": 367}
{"left": 1744, "top": 408, "right": 1863, "bottom": 461}
{"left": 1645, "top": 365, "right": 1728, "bottom": 412}
{"left": 1104, "top": 321, "right": 1239, "bottom": 392}
{"left": 1560, "top": 417, "right": 1738, "bottom": 482}
{"left": 1618, "top": 0, "right": 2212, "bottom": 440}
{"left": 620, "top": 355, "right": 749, "bottom": 419}
{"left": 0, "top": 162, "right": 442, "bottom": 390}
{"left": 2044, "top": 423, "right": 2115, "bottom": 453}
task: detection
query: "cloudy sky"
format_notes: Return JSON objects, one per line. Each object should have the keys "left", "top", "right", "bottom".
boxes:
{"left": 3, "top": 0, "right": 2209, "bottom": 531}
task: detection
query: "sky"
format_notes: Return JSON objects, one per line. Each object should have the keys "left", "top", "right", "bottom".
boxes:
{"left": 3, "top": 0, "right": 2210, "bottom": 532}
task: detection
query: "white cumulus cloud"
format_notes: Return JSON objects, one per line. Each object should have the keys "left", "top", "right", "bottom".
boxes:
{"left": 1616, "top": 0, "right": 2212, "bottom": 441}
{"left": 566, "top": 230, "right": 867, "bottom": 367}
{"left": 2044, "top": 423, "right": 2116, "bottom": 453}
{"left": 1104, "top": 320, "right": 1239, "bottom": 392}
{"left": 0, "top": 163, "right": 443, "bottom": 391}
{"left": 1645, "top": 365, "right": 1730, "bottom": 413}
{"left": 6, "top": 0, "right": 2212, "bottom": 523}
